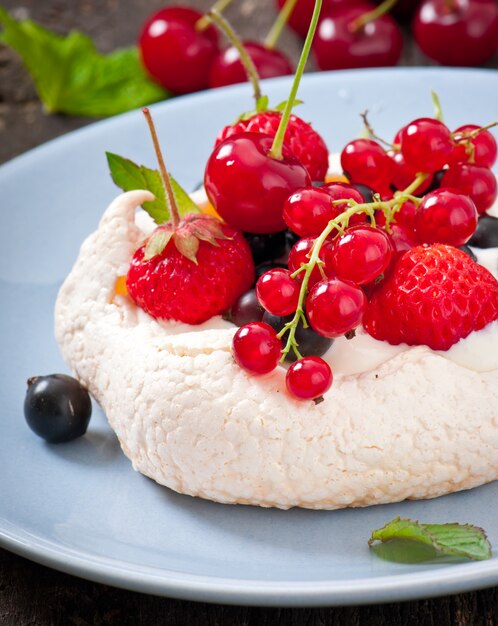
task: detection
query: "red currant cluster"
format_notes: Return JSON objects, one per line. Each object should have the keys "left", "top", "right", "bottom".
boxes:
{"left": 227, "top": 112, "right": 497, "bottom": 402}
{"left": 279, "top": 0, "right": 498, "bottom": 69}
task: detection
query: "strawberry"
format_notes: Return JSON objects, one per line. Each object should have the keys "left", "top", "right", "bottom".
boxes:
{"left": 126, "top": 214, "right": 254, "bottom": 325}
{"left": 215, "top": 111, "right": 329, "bottom": 182}
{"left": 363, "top": 244, "right": 498, "bottom": 351}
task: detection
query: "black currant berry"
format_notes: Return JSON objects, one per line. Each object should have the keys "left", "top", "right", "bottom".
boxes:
{"left": 262, "top": 312, "right": 333, "bottom": 362}
{"left": 467, "top": 215, "right": 498, "bottom": 249}
{"left": 351, "top": 182, "right": 375, "bottom": 203}
{"left": 243, "top": 231, "right": 287, "bottom": 265}
{"left": 230, "top": 289, "right": 264, "bottom": 326}
{"left": 24, "top": 374, "right": 92, "bottom": 443}
{"left": 255, "top": 262, "right": 287, "bottom": 282}
{"left": 458, "top": 245, "right": 477, "bottom": 262}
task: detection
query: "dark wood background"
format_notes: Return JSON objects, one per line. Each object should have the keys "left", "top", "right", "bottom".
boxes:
{"left": 1, "top": 1, "right": 497, "bottom": 624}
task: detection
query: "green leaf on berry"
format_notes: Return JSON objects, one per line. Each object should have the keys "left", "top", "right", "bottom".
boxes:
{"left": 173, "top": 231, "right": 200, "bottom": 264}
{"left": 369, "top": 517, "right": 492, "bottom": 562}
{"left": 143, "top": 227, "right": 174, "bottom": 261}
{"left": 0, "top": 6, "right": 170, "bottom": 117}
{"left": 273, "top": 99, "right": 303, "bottom": 112}
{"left": 106, "top": 152, "right": 200, "bottom": 224}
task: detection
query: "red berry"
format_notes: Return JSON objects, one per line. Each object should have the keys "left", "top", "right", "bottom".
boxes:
{"left": 306, "top": 278, "right": 367, "bottom": 338}
{"left": 313, "top": 4, "right": 403, "bottom": 70}
{"left": 331, "top": 225, "right": 394, "bottom": 285}
{"left": 205, "top": 133, "right": 311, "bottom": 234}
{"left": 322, "top": 182, "right": 369, "bottom": 225}
{"left": 340, "top": 139, "right": 391, "bottom": 192}
{"left": 286, "top": 356, "right": 333, "bottom": 400}
{"left": 209, "top": 41, "right": 293, "bottom": 89}
{"left": 413, "top": 0, "right": 498, "bottom": 66}
{"left": 399, "top": 118, "right": 454, "bottom": 173}
{"left": 415, "top": 188, "right": 478, "bottom": 247}
{"left": 138, "top": 7, "right": 219, "bottom": 94}
{"left": 232, "top": 322, "right": 282, "bottom": 374}
{"left": 256, "top": 268, "right": 300, "bottom": 316}
{"left": 215, "top": 111, "right": 329, "bottom": 182}
{"left": 127, "top": 215, "right": 254, "bottom": 325}
{"left": 287, "top": 236, "right": 336, "bottom": 286}
{"left": 275, "top": 0, "right": 353, "bottom": 38}
{"left": 283, "top": 187, "right": 336, "bottom": 237}
{"left": 441, "top": 164, "right": 497, "bottom": 214}
{"left": 450, "top": 124, "right": 497, "bottom": 168}
{"left": 364, "top": 244, "right": 498, "bottom": 350}
{"left": 389, "top": 150, "right": 434, "bottom": 194}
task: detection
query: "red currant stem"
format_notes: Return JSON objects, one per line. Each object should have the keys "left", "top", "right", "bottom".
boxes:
{"left": 431, "top": 91, "right": 444, "bottom": 123}
{"left": 207, "top": 9, "right": 263, "bottom": 103}
{"left": 264, "top": 0, "right": 299, "bottom": 49}
{"left": 350, "top": 0, "right": 397, "bottom": 32}
{"left": 143, "top": 107, "right": 180, "bottom": 228}
{"left": 360, "top": 111, "right": 394, "bottom": 149}
{"left": 269, "top": 0, "right": 322, "bottom": 161}
{"left": 196, "top": 0, "right": 232, "bottom": 31}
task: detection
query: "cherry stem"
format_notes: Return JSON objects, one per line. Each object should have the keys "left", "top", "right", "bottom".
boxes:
{"left": 206, "top": 9, "right": 263, "bottom": 104}
{"left": 143, "top": 108, "right": 180, "bottom": 228}
{"left": 196, "top": 0, "right": 232, "bottom": 31}
{"left": 431, "top": 91, "right": 444, "bottom": 123}
{"left": 350, "top": 0, "right": 397, "bottom": 32}
{"left": 269, "top": 0, "right": 322, "bottom": 161}
{"left": 360, "top": 111, "right": 394, "bottom": 149}
{"left": 264, "top": 0, "right": 299, "bottom": 49}
{"left": 278, "top": 171, "right": 428, "bottom": 360}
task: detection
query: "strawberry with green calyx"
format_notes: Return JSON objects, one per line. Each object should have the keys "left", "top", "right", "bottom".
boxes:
{"left": 126, "top": 109, "right": 254, "bottom": 325}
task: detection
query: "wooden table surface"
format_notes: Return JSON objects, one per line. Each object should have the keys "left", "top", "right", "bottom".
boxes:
{"left": 1, "top": 1, "right": 497, "bottom": 624}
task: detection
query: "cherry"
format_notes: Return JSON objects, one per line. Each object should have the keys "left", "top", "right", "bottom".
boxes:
{"left": 389, "top": 151, "right": 434, "bottom": 195}
{"left": 341, "top": 139, "right": 391, "bottom": 192}
{"left": 376, "top": 0, "right": 420, "bottom": 21}
{"left": 306, "top": 278, "right": 367, "bottom": 338}
{"left": 399, "top": 118, "right": 454, "bottom": 173}
{"left": 287, "top": 236, "right": 336, "bottom": 285}
{"left": 413, "top": 0, "right": 498, "bottom": 66}
{"left": 313, "top": 3, "right": 403, "bottom": 70}
{"left": 331, "top": 225, "right": 394, "bottom": 285}
{"left": 204, "top": 133, "right": 311, "bottom": 234}
{"left": 450, "top": 125, "right": 498, "bottom": 169}
{"left": 415, "top": 188, "right": 478, "bottom": 247}
{"left": 232, "top": 322, "right": 282, "bottom": 374}
{"left": 138, "top": 7, "right": 219, "bottom": 94}
{"left": 209, "top": 41, "right": 293, "bottom": 88}
{"left": 441, "top": 164, "right": 497, "bottom": 214}
{"left": 256, "top": 268, "right": 300, "bottom": 316}
{"left": 230, "top": 289, "right": 264, "bottom": 326}
{"left": 286, "top": 356, "right": 333, "bottom": 400}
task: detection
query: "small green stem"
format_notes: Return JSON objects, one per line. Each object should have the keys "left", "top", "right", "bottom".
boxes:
{"left": 143, "top": 108, "right": 180, "bottom": 228}
{"left": 453, "top": 120, "right": 498, "bottom": 142}
{"left": 350, "top": 0, "right": 397, "bottom": 32}
{"left": 269, "top": 0, "right": 322, "bottom": 161}
{"left": 265, "top": 0, "right": 299, "bottom": 49}
{"left": 196, "top": 0, "right": 232, "bottom": 31}
{"left": 207, "top": 9, "right": 262, "bottom": 103}
{"left": 431, "top": 91, "right": 444, "bottom": 123}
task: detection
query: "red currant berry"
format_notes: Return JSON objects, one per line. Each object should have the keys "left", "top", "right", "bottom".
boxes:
{"left": 450, "top": 124, "right": 497, "bottom": 169}
{"left": 441, "top": 163, "right": 497, "bottom": 214}
{"left": 321, "top": 182, "right": 369, "bottom": 225}
{"left": 306, "top": 278, "right": 367, "bottom": 338}
{"left": 331, "top": 225, "right": 394, "bottom": 285}
{"left": 413, "top": 0, "right": 498, "bottom": 66}
{"left": 286, "top": 356, "right": 333, "bottom": 400}
{"left": 283, "top": 187, "right": 336, "bottom": 237}
{"left": 389, "top": 150, "right": 434, "bottom": 194}
{"left": 209, "top": 41, "right": 293, "bottom": 89}
{"left": 232, "top": 322, "right": 282, "bottom": 374}
{"left": 139, "top": 7, "right": 219, "bottom": 94}
{"left": 256, "top": 268, "right": 300, "bottom": 316}
{"left": 415, "top": 188, "right": 478, "bottom": 247}
{"left": 399, "top": 118, "right": 453, "bottom": 173}
{"left": 288, "top": 237, "right": 336, "bottom": 286}
{"left": 204, "top": 133, "right": 311, "bottom": 234}
{"left": 340, "top": 139, "right": 391, "bottom": 192}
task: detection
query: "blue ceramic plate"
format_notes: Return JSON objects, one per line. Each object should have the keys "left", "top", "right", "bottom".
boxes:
{"left": 1, "top": 68, "right": 497, "bottom": 607}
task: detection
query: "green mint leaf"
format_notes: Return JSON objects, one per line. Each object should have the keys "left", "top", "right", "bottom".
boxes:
{"left": 0, "top": 7, "right": 170, "bottom": 117}
{"left": 106, "top": 152, "right": 199, "bottom": 224}
{"left": 369, "top": 516, "right": 492, "bottom": 562}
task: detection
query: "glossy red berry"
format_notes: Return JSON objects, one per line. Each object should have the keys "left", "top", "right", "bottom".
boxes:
{"left": 256, "top": 268, "right": 300, "bottom": 316}
{"left": 283, "top": 187, "right": 336, "bottom": 237}
{"left": 322, "top": 183, "right": 369, "bottom": 225}
{"left": 331, "top": 225, "right": 394, "bottom": 285}
{"left": 415, "top": 188, "right": 478, "bottom": 247}
{"left": 287, "top": 236, "right": 336, "bottom": 286}
{"left": 413, "top": 0, "right": 498, "bottom": 66}
{"left": 441, "top": 163, "right": 497, "bottom": 214}
{"left": 286, "top": 356, "right": 333, "bottom": 400}
{"left": 340, "top": 139, "right": 391, "bottom": 192}
{"left": 389, "top": 150, "right": 434, "bottom": 194}
{"left": 313, "top": 4, "right": 403, "bottom": 70}
{"left": 209, "top": 41, "right": 293, "bottom": 88}
{"left": 450, "top": 124, "right": 497, "bottom": 168}
{"left": 275, "top": 0, "right": 352, "bottom": 37}
{"left": 204, "top": 133, "right": 311, "bottom": 234}
{"left": 399, "top": 118, "right": 454, "bottom": 173}
{"left": 139, "top": 7, "right": 219, "bottom": 94}
{"left": 232, "top": 322, "right": 282, "bottom": 374}
{"left": 306, "top": 278, "right": 367, "bottom": 338}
